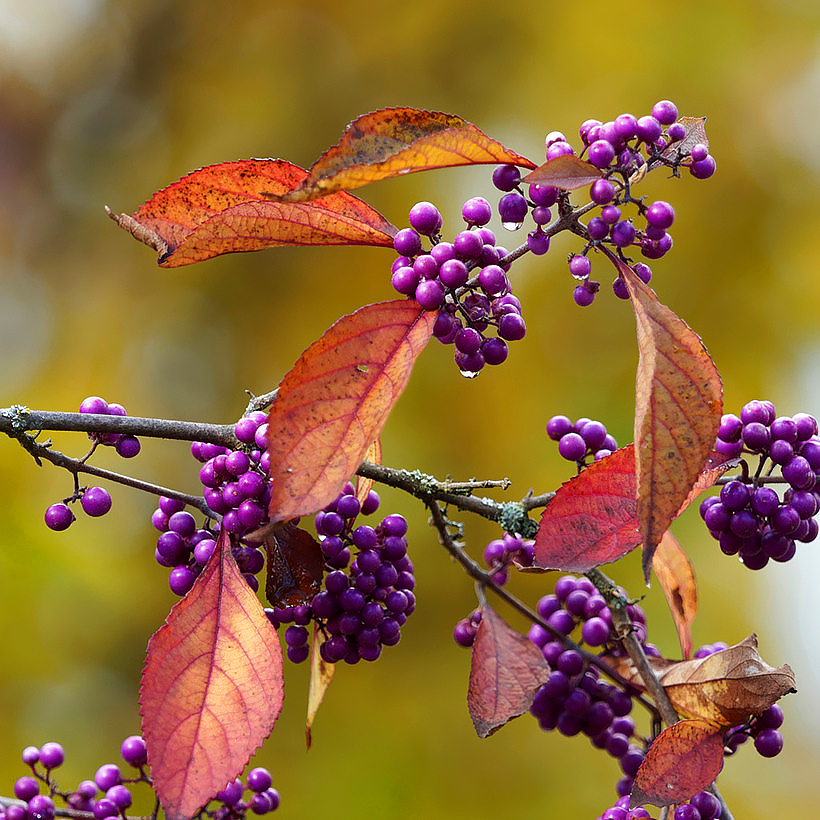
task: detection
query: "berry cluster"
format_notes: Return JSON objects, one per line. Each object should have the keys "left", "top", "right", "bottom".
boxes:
{"left": 44, "top": 485, "right": 113, "bottom": 531}
{"left": 6, "top": 737, "right": 279, "bottom": 819}
{"left": 391, "top": 199, "right": 526, "bottom": 377}
{"left": 270, "top": 484, "right": 416, "bottom": 665}
{"left": 701, "top": 400, "right": 820, "bottom": 569}
{"left": 526, "top": 575, "right": 653, "bottom": 798}
{"left": 78, "top": 395, "right": 141, "bottom": 458}
{"left": 547, "top": 415, "right": 619, "bottom": 466}
{"left": 594, "top": 791, "right": 722, "bottom": 820}
{"left": 150, "top": 411, "right": 271, "bottom": 596}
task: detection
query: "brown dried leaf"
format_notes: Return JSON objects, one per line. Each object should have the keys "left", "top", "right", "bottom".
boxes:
{"left": 655, "top": 635, "right": 796, "bottom": 726}
{"left": 305, "top": 623, "right": 334, "bottom": 750}
{"left": 521, "top": 154, "right": 604, "bottom": 191}
{"left": 355, "top": 437, "right": 382, "bottom": 506}
{"left": 467, "top": 604, "right": 551, "bottom": 738}
{"left": 262, "top": 522, "right": 325, "bottom": 608}
{"left": 651, "top": 531, "right": 697, "bottom": 659}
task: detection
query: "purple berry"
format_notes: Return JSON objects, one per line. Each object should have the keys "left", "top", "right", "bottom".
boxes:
{"left": 652, "top": 100, "right": 679, "bottom": 125}
{"left": 754, "top": 728, "right": 783, "bottom": 757}
{"left": 492, "top": 164, "right": 521, "bottom": 192}
{"left": 438, "top": 258, "right": 468, "bottom": 289}
{"left": 79, "top": 396, "right": 109, "bottom": 414}
{"left": 408, "top": 201, "right": 442, "bottom": 235}
{"left": 45, "top": 502, "right": 75, "bottom": 531}
{"left": 168, "top": 566, "right": 197, "bottom": 596}
{"left": 393, "top": 227, "right": 422, "bottom": 257}
{"left": 81, "top": 486, "right": 112, "bottom": 517}
{"left": 588, "top": 140, "right": 615, "bottom": 168}
{"left": 636, "top": 115, "right": 662, "bottom": 143}
{"left": 587, "top": 217, "right": 608, "bottom": 240}
{"left": 415, "top": 279, "right": 445, "bottom": 311}
{"left": 498, "top": 312, "right": 527, "bottom": 341}
{"left": 462, "top": 197, "right": 492, "bottom": 226}
{"left": 573, "top": 284, "right": 596, "bottom": 307}
{"left": 14, "top": 776, "right": 40, "bottom": 801}
{"left": 558, "top": 432, "right": 587, "bottom": 461}
{"left": 120, "top": 735, "right": 147, "bottom": 767}
{"left": 498, "top": 192, "right": 528, "bottom": 226}
{"left": 590, "top": 178, "right": 615, "bottom": 204}
{"left": 610, "top": 221, "right": 636, "bottom": 247}
{"left": 115, "top": 435, "right": 141, "bottom": 458}
{"left": 645, "top": 200, "right": 675, "bottom": 229}
{"left": 690, "top": 155, "right": 716, "bottom": 179}
{"left": 569, "top": 255, "right": 591, "bottom": 279}
{"left": 94, "top": 764, "right": 122, "bottom": 791}
{"left": 527, "top": 230, "right": 550, "bottom": 255}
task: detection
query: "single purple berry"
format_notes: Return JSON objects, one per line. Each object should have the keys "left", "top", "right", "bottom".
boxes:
{"left": 168, "top": 566, "right": 197, "bottom": 596}
{"left": 587, "top": 216, "right": 608, "bottom": 240}
{"left": 652, "top": 100, "right": 679, "bottom": 125}
{"left": 558, "top": 432, "right": 587, "bottom": 461}
{"left": 573, "top": 283, "right": 596, "bottom": 307}
{"left": 94, "top": 764, "right": 122, "bottom": 791}
{"left": 590, "top": 178, "right": 615, "bottom": 204}
{"left": 690, "top": 155, "right": 716, "bottom": 179}
{"left": 645, "top": 200, "right": 675, "bottom": 229}
{"left": 14, "top": 776, "right": 40, "bottom": 801}
{"left": 29, "top": 795, "right": 56, "bottom": 820}
{"left": 79, "top": 396, "right": 109, "bottom": 414}
{"left": 527, "top": 230, "right": 550, "bottom": 255}
{"left": 588, "top": 140, "right": 615, "bottom": 168}
{"left": 415, "top": 279, "right": 445, "bottom": 311}
{"left": 461, "top": 197, "right": 492, "bottom": 226}
{"left": 529, "top": 184, "right": 559, "bottom": 206}
{"left": 547, "top": 415, "right": 573, "bottom": 441}
{"left": 106, "top": 785, "right": 132, "bottom": 809}
{"left": 636, "top": 115, "right": 662, "bottom": 143}
{"left": 393, "top": 227, "right": 422, "bottom": 257}
{"left": 120, "top": 735, "right": 147, "bottom": 767}
{"left": 754, "top": 728, "right": 783, "bottom": 757}
{"left": 498, "top": 312, "right": 526, "bottom": 341}
{"left": 408, "top": 201, "right": 442, "bottom": 235}
{"left": 115, "top": 435, "right": 141, "bottom": 458}
{"left": 569, "top": 255, "right": 591, "bottom": 279}
{"left": 45, "top": 502, "right": 75, "bottom": 531}
{"left": 438, "top": 258, "right": 468, "bottom": 289}
{"left": 498, "top": 191, "right": 528, "bottom": 226}
{"left": 478, "top": 265, "right": 509, "bottom": 296}
{"left": 392, "top": 265, "right": 420, "bottom": 296}
{"left": 610, "top": 221, "right": 636, "bottom": 247}
{"left": 81, "top": 486, "right": 112, "bottom": 517}
{"left": 492, "top": 164, "right": 521, "bottom": 191}
{"left": 454, "top": 229, "right": 484, "bottom": 261}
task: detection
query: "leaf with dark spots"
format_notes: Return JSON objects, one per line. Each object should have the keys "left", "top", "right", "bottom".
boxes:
{"left": 275, "top": 108, "right": 535, "bottom": 202}
{"left": 263, "top": 522, "right": 325, "bottom": 608}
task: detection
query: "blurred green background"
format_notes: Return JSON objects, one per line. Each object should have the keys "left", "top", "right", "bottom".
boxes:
{"left": 2, "top": 0, "right": 820, "bottom": 817}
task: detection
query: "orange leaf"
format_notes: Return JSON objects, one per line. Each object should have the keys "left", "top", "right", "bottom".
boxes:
{"left": 262, "top": 522, "right": 325, "bottom": 608}
{"left": 267, "top": 299, "right": 435, "bottom": 521}
{"left": 467, "top": 604, "right": 551, "bottom": 738}
{"left": 140, "top": 531, "right": 284, "bottom": 820}
{"left": 355, "top": 437, "right": 382, "bottom": 506}
{"left": 275, "top": 108, "right": 535, "bottom": 202}
{"left": 305, "top": 624, "right": 335, "bottom": 750}
{"left": 652, "top": 531, "right": 697, "bottom": 659}
{"left": 631, "top": 719, "right": 724, "bottom": 807}
{"left": 107, "top": 159, "right": 397, "bottom": 267}
{"left": 617, "top": 258, "right": 723, "bottom": 581}
{"left": 655, "top": 635, "right": 796, "bottom": 726}
{"left": 521, "top": 154, "right": 604, "bottom": 191}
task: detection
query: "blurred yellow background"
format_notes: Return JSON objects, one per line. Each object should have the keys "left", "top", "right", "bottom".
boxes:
{"left": 2, "top": 0, "right": 820, "bottom": 817}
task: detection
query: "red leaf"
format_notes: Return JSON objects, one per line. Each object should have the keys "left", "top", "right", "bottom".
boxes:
{"left": 276, "top": 108, "right": 535, "bottom": 202}
{"left": 617, "top": 258, "right": 723, "bottom": 581}
{"left": 267, "top": 299, "right": 435, "bottom": 521}
{"left": 107, "top": 159, "right": 396, "bottom": 267}
{"left": 262, "top": 522, "right": 325, "bottom": 608}
{"left": 533, "top": 447, "right": 737, "bottom": 573}
{"left": 140, "top": 531, "right": 284, "bottom": 820}
{"left": 521, "top": 154, "right": 604, "bottom": 191}
{"left": 467, "top": 604, "right": 551, "bottom": 738}
{"left": 631, "top": 719, "right": 724, "bottom": 808}
{"left": 651, "top": 531, "right": 697, "bottom": 659}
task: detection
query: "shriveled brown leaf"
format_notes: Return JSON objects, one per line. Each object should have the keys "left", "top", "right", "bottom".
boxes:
{"left": 305, "top": 624, "right": 334, "bottom": 750}
{"left": 652, "top": 531, "right": 697, "bottom": 659}
{"left": 262, "top": 522, "right": 325, "bottom": 608}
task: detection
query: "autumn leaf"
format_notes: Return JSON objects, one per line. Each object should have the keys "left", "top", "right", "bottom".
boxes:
{"left": 617, "top": 258, "right": 723, "bottom": 581}
{"left": 651, "top": 531, "right": 697, "bottom": 659}
{"left": 261, "top": 522, "right": 325, "bottom": 608}
{"left": 648, "top": 117, "right": 709, "bottom": 170}
{"left": 355, "top": 437, "right": 382, "bottom": 506}
{"left": 140, "top": 531, "right": 284, "bottom": 820}
{"left": 655, "top": 635, "right": 796, "bottom": 727}
{"left": 521, "top": 154, "right": 603, "bottom": 191}
{"left": 631, "top": 719, "right": 724, "bottom": 807}
{"left": 274, "top": 108, "right": 535, "bottom": 202}
{"left": 306, "top": 624, "right": 335, "bottom": 750}
{"left": 267, "top": 299, "right": 435, "bottom": 522}
{"left": 107, "top": 159, "right": 397, "bottom": 267}
{"left": 533, "top": 446, "right": 641, "bottom": 572}
{"left": 467, "top": 604, "right": 551, "bottom": 738}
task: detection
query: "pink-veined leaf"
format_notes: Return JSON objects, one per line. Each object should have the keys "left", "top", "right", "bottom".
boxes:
{"left": 267, "top": 299, "right": 435, "bottom": 522}
{"left": 107, "top": 159, "right": 397, "bottom": 267}
{"left": 274, "top": 107, "right": 535, "bottom": 202}
{"left": 521, "top": 154, "right": 604, "bottom": 191}
{"left": 616, "top": 258, "right": 723, "bottom": 581}
{"left": 467, "top": 603, "right": 551, "bottom": 738}
{"left": 140, "top": 530, "right": 284, "bottom": 820}
{"left": 533, "top": 446, "right": 737, "bottom": 573}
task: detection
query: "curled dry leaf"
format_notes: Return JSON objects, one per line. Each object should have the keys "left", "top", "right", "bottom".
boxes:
{"left": 467, "top": 604, "right": 551, "bottom": 738}
{"left": 631, "top": 719, "right": 724, "bottom": 808}
{"left": 275, "top": 107, "right": 535, "bottom": 202}
{"left": 355, "top": 437, "right": 382, "bottom": 506}
{"left": 617, "top": 258, "right": 723, "bottom": 581}
{"left": 648, "top": 117, "right": 709, "bottom": 170}
{"left": 651, "top": 531, "right": 697, "bottom": 659}
{"left": 267, "top": 299, "right": 435, "bottom": 522}
{"left": 140, "top": 531, "right": 284, "bottom": 820}
{"left": 522, "top": 154, "right": 604, "bottom": 191}
{"left": 107, "top": 159, "right": 397, "bottom": 267}
{"left": 655, "top": 634, "right": 796, "bottom": 727}
{"left": 306, "top": 623, "right": 335, "bottom": 750}
{"left": 533, "top": 446, "right": 736, "bottom": 574}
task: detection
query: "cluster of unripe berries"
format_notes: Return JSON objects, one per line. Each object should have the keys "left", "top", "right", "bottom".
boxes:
{"left": 5, "top": 737, "right": 279, "bottom": 820}
{"left": 268, "top": 484, "right": 416, "bottom": 665}
{"left": 547, "top": 414, "right": 619, "bottom": 467}
{"left": 149, "top": 411, "right": 272, "bottom": 596}
{"left": 701, "top": 400, "right": 820, "bottom": 570}
{"left": 391, "top": 199, "right": 526, "bottom": 376}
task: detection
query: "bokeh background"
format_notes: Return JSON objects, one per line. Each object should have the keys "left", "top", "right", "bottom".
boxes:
{"left": 2, "top": 0, "right": 820, "bottom": 816}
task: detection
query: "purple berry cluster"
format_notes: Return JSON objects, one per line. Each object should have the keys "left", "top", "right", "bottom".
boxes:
{"left": 526, "top": 575, "right": 654, "bottom": 798}
{"left": 44, "top": 485, "right": 113, "bottom": 532}
{"left": 481, "top": 532, "right": 535, "bottom": 586}
{"left": 269, "top": 483, "right": 416, "bottom": 665}
{"left": 594, "top": 791, "right": 721, "bottom": 820}
{"left": 78, "top": 395, "right": 142, "bottom": 457}
{"left": 701, "top": 400, "right": 820, "bottom": 569}
{"left": 547, "top": 415, "right": 619, "bottom": 466}
{"left": 7, "top": 737, "right": 279, "bottom": 820}
{"left": 151, "top": 411, "right": 271, "bottom": 596}
{"left": 391, "top": 199, "right": 526, "bottom": 377}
